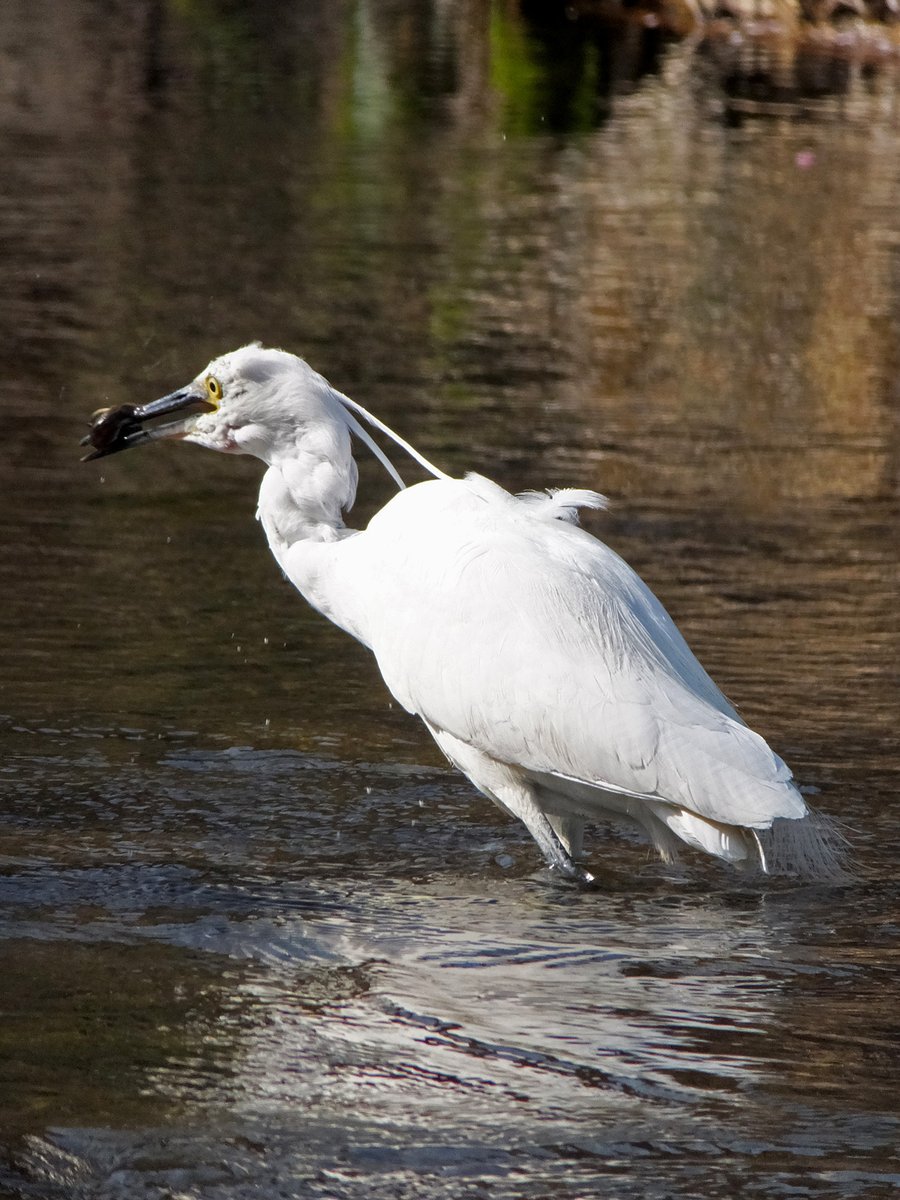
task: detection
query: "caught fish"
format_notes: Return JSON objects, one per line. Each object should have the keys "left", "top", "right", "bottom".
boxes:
{"left": 81, "top": 405, "right": 145, "bottom": 460}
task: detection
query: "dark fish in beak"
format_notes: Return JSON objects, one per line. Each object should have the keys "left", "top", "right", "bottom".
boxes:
{"left": 81, "top": 388, "right": 213, "bottom": 461}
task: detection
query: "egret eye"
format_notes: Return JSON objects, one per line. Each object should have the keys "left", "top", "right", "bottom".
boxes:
{"left": 205, "top": 375, "right": 223, "bottom": 407}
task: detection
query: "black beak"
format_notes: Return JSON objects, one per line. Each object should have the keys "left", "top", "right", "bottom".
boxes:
{"left": 81, "top": 388, "right": 213, "bottom": 461}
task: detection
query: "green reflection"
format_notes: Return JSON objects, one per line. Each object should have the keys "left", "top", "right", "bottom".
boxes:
{"left": 490, "top": 5, "right": 545, "bottom": 136}
{"left": 489, "top": 2, "right": 667, "bottom": 135}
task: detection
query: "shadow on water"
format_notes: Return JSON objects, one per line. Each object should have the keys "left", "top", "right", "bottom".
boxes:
{"left": 0, "top": 1, "right": 899, "bottom": 1197}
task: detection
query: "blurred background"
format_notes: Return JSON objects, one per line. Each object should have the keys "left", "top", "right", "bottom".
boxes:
{"left": 0, "top": 2, "right": 898, "bottom": 1198}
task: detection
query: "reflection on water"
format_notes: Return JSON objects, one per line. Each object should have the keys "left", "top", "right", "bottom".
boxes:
{"left": 1, "top": 2, "right": 898, "bottom": 1197}
{"left": 4, "top": 736, "right": 900, "bottom": 1196}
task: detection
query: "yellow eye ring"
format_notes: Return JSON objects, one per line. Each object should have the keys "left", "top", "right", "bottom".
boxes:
{"left": 205, "top": 375, "right": 223, "bottom": 407}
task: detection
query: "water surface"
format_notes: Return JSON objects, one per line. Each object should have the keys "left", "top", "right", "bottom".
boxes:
{"left": 1, "top": 3, "right": 898, "bottom": 1197}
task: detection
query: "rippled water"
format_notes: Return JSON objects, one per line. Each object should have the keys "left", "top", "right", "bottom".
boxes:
{"left": 1, "top": 3, "right": 899, "bottom": 1197}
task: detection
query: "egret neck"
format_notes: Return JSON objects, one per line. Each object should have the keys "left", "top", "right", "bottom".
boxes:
{"left": 254, "top": 413, "right": 377, "bottom": 647}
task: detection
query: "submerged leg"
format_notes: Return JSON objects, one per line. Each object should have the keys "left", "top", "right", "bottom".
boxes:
{"left": 425, "top": 723, "right": 594, "bottom": 884}
{"left": 509, "top": 791, "right": 594, "bottom": 884}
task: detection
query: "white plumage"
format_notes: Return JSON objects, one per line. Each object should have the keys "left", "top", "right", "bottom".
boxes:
{"left": 87, "top": 345, "right": 845, "bottom": 883}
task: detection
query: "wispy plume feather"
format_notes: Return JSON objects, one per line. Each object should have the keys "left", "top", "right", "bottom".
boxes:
{"left": 335, "top": 390, "right": 450, "bottom": 488}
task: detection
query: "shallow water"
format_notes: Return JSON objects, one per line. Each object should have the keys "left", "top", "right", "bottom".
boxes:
{"left": 1, "top": 3, "right": 899, "bottom": 1197}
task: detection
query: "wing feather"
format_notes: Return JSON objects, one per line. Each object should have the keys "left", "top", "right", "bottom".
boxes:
{"left": 333, "top": 478, "right": 806, "bottom": 831}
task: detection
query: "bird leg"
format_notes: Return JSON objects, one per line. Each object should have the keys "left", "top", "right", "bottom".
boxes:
{"left": 524, "top": 806, "right": 595, "bottom": 885}
{"left": 547, "top": 812, "right": 586, "bottom": 860}
{"left": 494, "top": 782, "right": 594, "bottom": 885}
{"left": 424, "top": 725, "right": 595, "bottom": 885}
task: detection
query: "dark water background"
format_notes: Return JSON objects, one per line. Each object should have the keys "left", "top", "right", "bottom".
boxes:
{"left": 1, "top": 2, "right": 899, "bottom": 1197}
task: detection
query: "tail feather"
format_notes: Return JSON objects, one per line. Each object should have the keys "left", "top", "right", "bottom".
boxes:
{"left": 648, "top": 803, "right": 755, "bottom": 865}
{"left": 526, "top": 767, "right": 850, "bottom": 880}
{"left": 756, "top": 811, "right": 851, "bottom": 881}
{"left": 648, "top": 802, "right": 850, "bottom": 880}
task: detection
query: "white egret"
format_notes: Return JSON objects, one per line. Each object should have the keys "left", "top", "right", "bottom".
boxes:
{"left": 84, "top": 345, "right": 844, "bottom": 883}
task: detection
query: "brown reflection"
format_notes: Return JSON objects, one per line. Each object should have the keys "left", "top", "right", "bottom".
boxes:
{"left": 0, "top": 937, "right": 239, "bottom": 1137}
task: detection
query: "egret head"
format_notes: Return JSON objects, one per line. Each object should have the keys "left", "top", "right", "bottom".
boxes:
{"left": 83, "top": 345, "right": 346, "bottom": 464}
{"left": 84, "top": 344, "right": 446, "bottom": 491}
